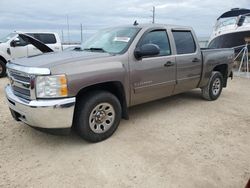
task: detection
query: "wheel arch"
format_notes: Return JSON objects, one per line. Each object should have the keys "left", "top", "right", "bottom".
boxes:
{"left": 213, "top": 64, "right": 228, "bottom": 87}
{"left": 0, "top": 55, "right": 7, "bottom": 64}
{"left": 75, "top": 81, "right": 129, "bottom": 120}
{"left": 0, "top": 55, "right": 7, "bottom": 77}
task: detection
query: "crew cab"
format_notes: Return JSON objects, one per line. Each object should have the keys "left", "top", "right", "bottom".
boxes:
{"left": 0, "top": 32, "right": 62, "bottom": 77}
{"left": 5, "top": 24, "right": 234, "bottom": 142}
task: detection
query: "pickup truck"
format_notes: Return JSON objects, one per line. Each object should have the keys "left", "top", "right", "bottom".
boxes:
{"left": 5, "top": 24, "right": 234, "bottom": 142}
{"left": 0, "top": 32, "right": 62, "bottom": 77}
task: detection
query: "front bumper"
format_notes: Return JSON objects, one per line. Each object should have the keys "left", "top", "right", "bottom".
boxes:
{"left": 5, "top": 85, "right": 76, "bottom": 129}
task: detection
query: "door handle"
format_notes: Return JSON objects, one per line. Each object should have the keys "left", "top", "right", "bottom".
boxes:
{"left": 164, "top": 61, "right": 174, "bottom": 67}
{"left": 192, "top": 58, "right": 200, "bottom": 63}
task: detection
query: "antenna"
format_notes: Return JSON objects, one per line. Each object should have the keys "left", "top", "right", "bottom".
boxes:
{"left": 133, "top": 20, "right": 139, "bottom": 26}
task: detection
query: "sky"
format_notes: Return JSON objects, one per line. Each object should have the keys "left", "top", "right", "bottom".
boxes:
{"left": 0, "top": 0, "right": 249, "bottom": 42}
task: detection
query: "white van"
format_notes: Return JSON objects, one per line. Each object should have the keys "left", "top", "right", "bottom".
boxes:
{"left": 0, "top": 32, "right": 62, "bottom": 77}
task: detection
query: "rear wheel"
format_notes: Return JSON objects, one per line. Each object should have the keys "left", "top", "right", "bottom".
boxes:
{"left": 74, "top": 91, "right": 121, "bottom": 142}
{"left": 0, "top": 60, "right": 6, "bottom": 78}
{"left": 201, "top": 71, "right": 223, "bottom": 101}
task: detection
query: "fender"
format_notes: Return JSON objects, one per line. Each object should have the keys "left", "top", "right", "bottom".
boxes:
{"left": 66, "top": 60, "right": 129, "bottom": 119}
{"left": 0, "top": 49, "right": 11, "bottom": 62}
{"left": 66, "top": 60, "right": 129, "bottom": 103}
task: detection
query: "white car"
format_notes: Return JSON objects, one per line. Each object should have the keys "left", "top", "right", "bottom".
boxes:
{"left": 0, "top": 32, "right": 62, "bottom": 77}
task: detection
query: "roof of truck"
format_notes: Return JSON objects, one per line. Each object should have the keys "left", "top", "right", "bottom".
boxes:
{"left": 121, "top": 23, "right": 193, "bottom": 31}
{"left": 14, "top": 31, "right": 59, "bottom": 35}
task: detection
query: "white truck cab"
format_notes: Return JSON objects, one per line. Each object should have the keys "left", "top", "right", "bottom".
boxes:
{"left": 0, "top": 32, "right": 62, "bottom": 77}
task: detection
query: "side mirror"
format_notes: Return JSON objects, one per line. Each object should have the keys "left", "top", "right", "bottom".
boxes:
{"left": 10, "top": 38, "right": 21, "bottom": 47}
{"left": 134, "top": 44, "right": 160, "bottom": 59}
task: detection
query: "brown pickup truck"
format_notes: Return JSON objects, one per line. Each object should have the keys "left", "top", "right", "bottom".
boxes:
{"left": 5, "top": 24, "right": 234, "bottom": 142}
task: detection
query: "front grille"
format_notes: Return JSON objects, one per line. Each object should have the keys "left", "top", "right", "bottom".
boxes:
{"left": 12, "top": 86, "right": 31, "bottom": 98}
{"left": 8, "top": 69, "right": 32, "bottom": 100}
{"left": 10, "top": 72, "right": 30, "bottom": 83}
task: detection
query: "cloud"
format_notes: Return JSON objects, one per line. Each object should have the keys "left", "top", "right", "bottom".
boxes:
{"left": 0, "top": 0, "right": 249, "bottom": 41}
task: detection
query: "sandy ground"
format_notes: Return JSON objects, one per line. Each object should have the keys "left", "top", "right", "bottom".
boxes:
{"left": 0, "top": 77, "right": 249, "bottom": 188}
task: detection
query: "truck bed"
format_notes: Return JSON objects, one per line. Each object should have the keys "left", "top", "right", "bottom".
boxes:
{"left": 199, "top": 48, "right": 234, "bottom": 88}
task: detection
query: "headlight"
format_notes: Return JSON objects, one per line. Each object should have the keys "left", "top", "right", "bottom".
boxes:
{"left": 36, "top": 75, "right": 68, "bottom": 98}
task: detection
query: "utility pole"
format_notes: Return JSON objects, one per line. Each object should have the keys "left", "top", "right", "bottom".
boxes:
{"left": 80, "top": 24, "right": 83, "bottom": 43}
{"left": 61, "top": 30, "right": 64, "bottom": 43}
{"left": 67, "top": 15, "right": 70, "bottom": 43}
{"left": 152, "top": 6, "right": 155, "bottom": 24}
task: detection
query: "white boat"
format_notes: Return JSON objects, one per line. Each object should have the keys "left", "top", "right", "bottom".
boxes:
{"left": 208, "top": 8, "right": 250, "bottom": 50}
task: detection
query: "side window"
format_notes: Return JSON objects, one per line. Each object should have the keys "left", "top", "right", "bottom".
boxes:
{"left": 28, "top": 33, "right": 57, "bottom": 44}
{"left": 172, "top": 31, "right": 196, "bottom": 54}
{"left": 139, "top": 30, "right": 171, "bottom": 56}
{"left": 38, "top": 34, "right": 57, "bottom": 44}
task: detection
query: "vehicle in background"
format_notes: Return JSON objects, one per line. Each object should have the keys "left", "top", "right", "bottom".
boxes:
{"left": 0, "top": 32, "right": 62, "bottom": 77}
{"left": 5, "top": 24, "right": 234, "bottom": 142}
{"left": 198, "top": 37, "right": 209, "bottom": 48}
{"left": 208, "top": 8, "right": 250, "bottom": 51}
{"left": 62, "top": 43, "right": 81, "bottom": 51}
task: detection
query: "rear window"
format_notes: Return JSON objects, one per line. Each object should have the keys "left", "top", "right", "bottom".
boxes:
{"left": 27, "top": 33, "right": 57, "bottom": 44}
{"left": 172, "top": 31, "right": 196, "bottom": 54}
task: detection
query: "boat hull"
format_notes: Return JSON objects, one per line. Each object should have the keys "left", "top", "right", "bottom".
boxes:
{"left": 208, "top": 30, "right": 250, "bottom": 52}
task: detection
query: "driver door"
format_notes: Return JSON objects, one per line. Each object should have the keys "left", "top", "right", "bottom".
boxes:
{"left": 10, "top": 36, "right": 28, "bottom": 59}
{"left": 130, "top": 29, "right": 176, "bottom": 105}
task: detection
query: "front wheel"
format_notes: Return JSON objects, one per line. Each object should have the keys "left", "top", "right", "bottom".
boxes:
{"left": 201, "top": 71, "right": 223, "bottom": 101}
{"left": 74, "top": 91, "right": 122, "bottom": 142}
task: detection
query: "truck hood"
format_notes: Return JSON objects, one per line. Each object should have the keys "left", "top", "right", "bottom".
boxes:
{"left": 0, "top": 42, "right": 7, "bottom": 48}
{"left": 10, "top": 50, "right": 112, "bottom": 68}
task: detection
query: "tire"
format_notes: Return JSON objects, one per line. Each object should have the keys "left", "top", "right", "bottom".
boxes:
{"left": 201, "top": 71, "right": 223, "bottom": 101}
{"left": 0, "top": 60, "right": 6, "bottom": 78}
{"left": 74, "top": 90, "right": 122, "bottom": 142}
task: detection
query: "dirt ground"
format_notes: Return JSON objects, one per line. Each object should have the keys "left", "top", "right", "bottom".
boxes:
{"left": 0, "top": 77, "right": 249, "bottom": 188}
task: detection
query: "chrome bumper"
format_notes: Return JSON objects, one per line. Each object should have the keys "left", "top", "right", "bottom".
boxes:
{"left": 5, "top": 85, "right": 76, "bottom": 129}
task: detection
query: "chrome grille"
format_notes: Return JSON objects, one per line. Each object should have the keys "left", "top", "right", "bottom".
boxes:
{"left": 9, "top": 72, "right": 30, "bottom": 83}
{"left": 8, "top": 69, "right": 31, "bottom": 100}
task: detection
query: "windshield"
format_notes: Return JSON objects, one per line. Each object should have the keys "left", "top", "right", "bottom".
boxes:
{"left": 215, "top": 17, "right": 237, "bottom": 30}
{"left": 82, "top": 27, "right": 140, "bottom": 54}
{"left": 0, "top": 33, "right": 17, "bottom": 43}
{"left": 215, "top": 15, "right": 250, "bottom": 31}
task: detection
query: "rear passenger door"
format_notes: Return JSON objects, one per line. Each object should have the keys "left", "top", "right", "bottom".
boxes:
{"left": 26, "top": 33, "right": 43, "bottom": 56}
{"left": 26, "top": 33, "right": 59, "bottom": 56}
{"left": 36, "top": 34, "right": 61, "bottom": 52}
{"left": 172, "top": 30, "right": 202, "bottom": 94}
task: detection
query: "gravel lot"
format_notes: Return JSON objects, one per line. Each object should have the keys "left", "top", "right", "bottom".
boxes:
{"left": 0, "top": 77, "right": 249, "bottom": 188}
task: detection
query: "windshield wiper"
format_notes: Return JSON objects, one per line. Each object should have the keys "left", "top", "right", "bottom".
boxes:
{"left": 84, "top": 47, "right": 106, "bottom": 53}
